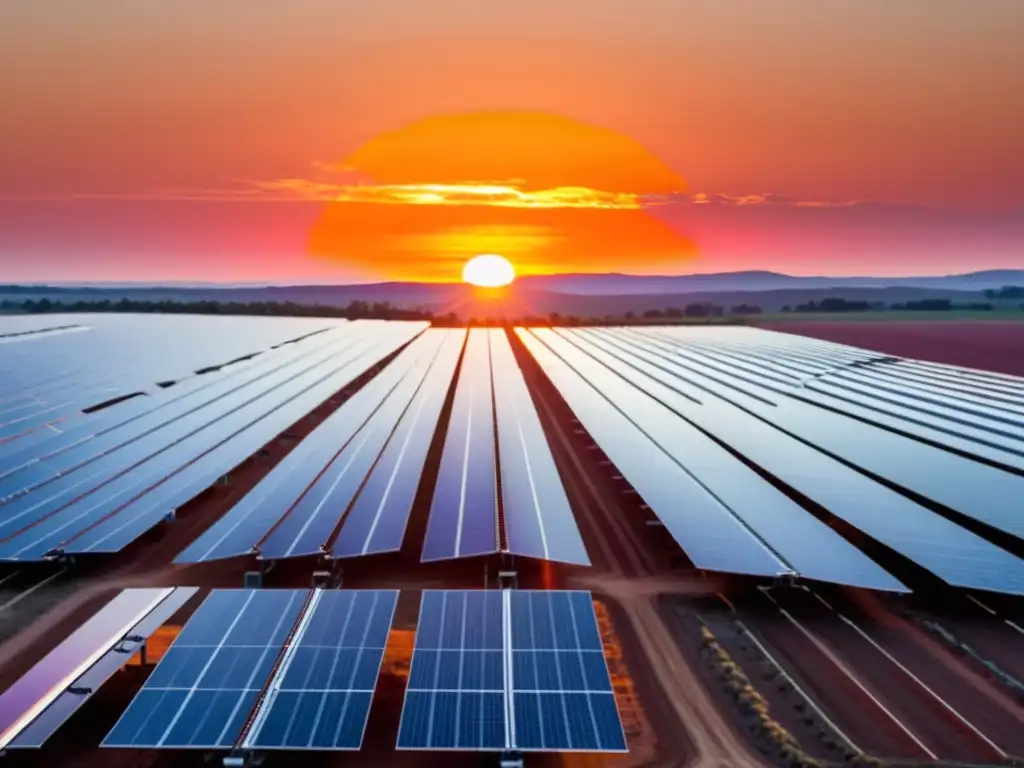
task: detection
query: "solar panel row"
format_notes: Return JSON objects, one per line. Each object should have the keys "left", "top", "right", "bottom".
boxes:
{"left": 421, "top": 329, "right": 591, "bottom": 565}
{"left": 519, "top": 326, "right": 1024, "bottom": 595}
{"left": 0, "top": 587, "right": 198, "bottom": 750}
{"left": 422, "top": 330, "right": 498, "bottom": 562}
{"left": 103, "top": 589, "right": 399, "bottom": 751}
{"left": 550, "top": 329, "right": 907, "bottom": 592}
{"left": 398, "top": 590, "right": 626, "bottom": 753}
{"left": 0, "top": 322, "right": 427, "bottom": 561}
{"left": 642, "top": 326, "right": 1024, "bottom": 472}
{"left": 615, "top": 328, "right": 1024, "bottom": 542}
{"left": 174, "top": 329, "right": 465, "bottom": 563}
{"left": 0, "top": 315, "right": 350, "bottom": 443}
{"left": 490, "top": 331, "right": 589, "bottom": 566}
{"left": 516, "top": 329, "right": 792, "bottom": 580}
{"left": 331, "top": 330, "right": 466, "bottom": 559}
{"left": 0, "top": 327, "right": 355, "bottom": 496}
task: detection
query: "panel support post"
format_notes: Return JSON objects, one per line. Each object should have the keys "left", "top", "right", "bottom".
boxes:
{"left": 498, "top": 570, "right": 518, "bottom": 590}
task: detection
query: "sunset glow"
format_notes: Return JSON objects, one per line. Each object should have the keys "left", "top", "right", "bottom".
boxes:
{"left": 2, "top": 1, "right": 1022, "bottom": 282}
{"left": 305, "top": 110, "right": 695, "bottom": 282}
{"left": 462, "top": 254, "right": 516, "bottom": 287}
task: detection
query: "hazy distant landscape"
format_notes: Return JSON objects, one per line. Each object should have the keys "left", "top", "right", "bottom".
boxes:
{"left": 3, "top": 269, "right": 1023, "bottom": 319}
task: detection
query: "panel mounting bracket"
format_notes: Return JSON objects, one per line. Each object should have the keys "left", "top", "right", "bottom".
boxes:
{"left": 500, "top": 752, "right": 524, "bottom": 768}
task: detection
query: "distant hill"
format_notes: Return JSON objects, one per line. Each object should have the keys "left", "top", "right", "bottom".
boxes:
{"left": 516, "top": 269, "right": 1024, "bottom": 295}
{"left": 3, "top": 270, "right": 1023, "bottom": 316}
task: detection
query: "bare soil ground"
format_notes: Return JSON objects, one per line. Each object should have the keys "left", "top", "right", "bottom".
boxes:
{"left": 762, "top": 321, "right": 1024, "bottom": 376}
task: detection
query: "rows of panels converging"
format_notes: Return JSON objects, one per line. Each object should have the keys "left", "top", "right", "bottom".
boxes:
{"left": 398, "top": 590, "right": 627, "bottom": 753}
{"left": 0, "top": 319, "right": 428, "bottom": 561}
{"left": 0, "top": 314, "right": 348, "bottom": 444}
{"left": 516, "top": 326, "right": 1024, "bottom": 596}
{"left": 176, "top": 328, "right": 465, "bottom": 563}
{"left": 421, "top": 328, "right": 590, "bottom": 565}
{"left": 104, "top": 589, "right": 398, "bottom": 751}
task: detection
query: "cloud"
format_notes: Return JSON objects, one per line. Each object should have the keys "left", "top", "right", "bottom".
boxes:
{"left": 246, "top": 179, "right": 644, "bottom": 209}
{"left": 682, "top": 192, "right": 880, "bottom": 208}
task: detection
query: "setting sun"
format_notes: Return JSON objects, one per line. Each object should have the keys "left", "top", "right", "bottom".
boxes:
{"left": 462, "top": 254, "right": 516, "bottom": 287}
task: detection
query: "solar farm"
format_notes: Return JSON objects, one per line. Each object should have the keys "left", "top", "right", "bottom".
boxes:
{"left": 1, "top": 313, "right": 1023, "bottom": 767}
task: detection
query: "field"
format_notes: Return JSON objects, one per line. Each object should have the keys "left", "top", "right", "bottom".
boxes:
{"left": 761, "top": 320, "right": 1024, "bottom": 376}
{"left": 0, "top": 314, "right": 1023, "bottom": 768}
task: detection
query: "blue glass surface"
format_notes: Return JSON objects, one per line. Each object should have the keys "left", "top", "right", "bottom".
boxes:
{"left": 259, "top": 354, "right": 433, "bottom": 558}
{"left": 102, "top": 589, "right": 307, "bottom": 749}
{"left": 421, "top": 331, "right": 498, "bottom": 562}
{"left": 398, "top": 590, "right": 625, "bottom": 753}
{"left": 6, "top": 323, "right": 423, "bottom": 563}
{"left": 518, "top": 330, "right": 789, "bottom": 579}
{"left": 175, "top": 329, "right": 433, "bottom": 563}
{"left": 246, "top": 590, "right": 398, "bottom": 750}
{"left": 490, "top": 330, "right": 589, "bottom": 566}
{"left": 512, "top": 692, "right": 626, "bottom": 752}
{"left": 333, "top": 330, "right": 465, "bottom": 559}
{"left": 557, "top": 330, "right": 908, "bottom": 592}
{"left": 561, "top": 327, "right": 1024, "bottom": 595}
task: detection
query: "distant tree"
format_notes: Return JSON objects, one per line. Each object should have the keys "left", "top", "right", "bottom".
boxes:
{"left": 780, "top": 305, "right": 792, "bottom": 313}
{"left": 730, "top": 303, "right": 763, "bottom": 315}
{"left": 642, "top": 309, "right": 663, "bottom": 318}
{"left": 664, "top": 307, "right": 683, "bottom": 319}
{"left": 904, "top": 298, "right": 952, "bottom": 311}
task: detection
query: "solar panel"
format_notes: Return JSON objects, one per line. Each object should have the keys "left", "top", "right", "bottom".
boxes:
{"left": 0, "top": 316, "right": 355, "bottom": 441}
{"left": 0, "top": 338, "right": 378, "bottom": 554}
{"left": 0, "top": 587, "right": 197, "bottom": 750}
{"left": 174, "top": 329, "right": 442, "bottom": 563}
{"left": 509, "top": 591, "right": 626, "bottom": 752}
{"left": 517, "top": 329, "right": 790, "bottom": 579}
{"left": 0, "top": 324, "right": 427, "bottom": 563}
{"left": 103, "top": 590, "right": 308, "bottom": 749}
{"left": 421, "top": 330, "right": 499, "bottom": 562}
{"left": 554, "top": 330, "right": 907, "bottom": 592}
{"left": 551, "top": 328, "right": 1024, "bottom": 596}
{"left": 489, "top": 330, "right": 589, "bottom": 566}
{"left": 397, "top": 590, "right": 626, "bottom": 754}
{"left": 398, "top": 590, "right": 506, "bottom": 751}
{"left": 259, "top": 336, "right": 446, "bottom": 559}
{"left": 243, "top": 590, "right": 398, "bottom": 750}
{"left": 332, "top": 329, "right": 466, "bottom": 558}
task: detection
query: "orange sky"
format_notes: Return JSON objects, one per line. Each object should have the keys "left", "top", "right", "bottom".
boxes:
{"left": 301, "top": 111, "right": 696, "bottom": 280}
{"left": 1, "top": 0, "right": 1022, "bottom": 282}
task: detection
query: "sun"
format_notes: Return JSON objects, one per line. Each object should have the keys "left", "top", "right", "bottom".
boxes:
{"left": 462, "top": 254, "right": 516, "bottom": 288}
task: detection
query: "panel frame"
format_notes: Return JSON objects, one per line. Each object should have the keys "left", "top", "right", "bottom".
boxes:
{"left": 396, "top": 589, "right": 627, "bottom": 755}
{"left": 241, "top": 589, "right": 399, "bottom": 751}
{"left": 0, "top": 587, "right": 198, "bottom": 750}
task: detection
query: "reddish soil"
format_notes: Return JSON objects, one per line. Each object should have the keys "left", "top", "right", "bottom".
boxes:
{"left": 762, "top": 321, "right": 1024, "bottom": 376}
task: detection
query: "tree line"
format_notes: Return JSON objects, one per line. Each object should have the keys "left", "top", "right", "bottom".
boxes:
{"left": 2, "top": 293, "right": 1022, "bottom": 323}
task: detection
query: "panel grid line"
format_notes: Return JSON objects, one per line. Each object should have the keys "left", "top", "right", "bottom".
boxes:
{"left": 241, "top": 590, "right": 323, "bottom": 748}
{"left": 156, "top": 591, "right": 258, "bottom": 747}
{"left": 398, "top": 590, "right": 625, "bottom": 754}
{"left": 565, "top": 594, "right": 604, "bottom": 746}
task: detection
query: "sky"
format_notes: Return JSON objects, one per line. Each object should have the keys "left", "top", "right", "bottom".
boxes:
{"left": 1, "top": 0, "right": 1022, "bottom": 284}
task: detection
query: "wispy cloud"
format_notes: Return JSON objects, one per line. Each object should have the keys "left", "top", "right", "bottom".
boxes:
{"left": 248, "top": 179, "right": 645, "bottom": 209}
{"left": 684, "top": 192, "right": 879, "bottom": 208}
{"left": 0, "top": 184, "right": 908, "bottom": 211}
